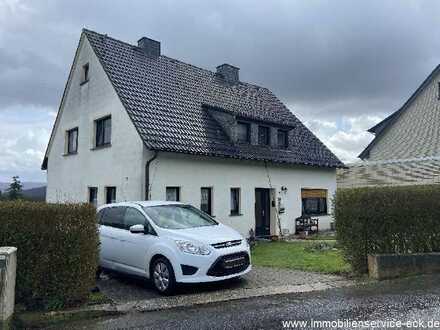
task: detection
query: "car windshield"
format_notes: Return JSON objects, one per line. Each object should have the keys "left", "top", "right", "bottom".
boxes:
{"left": 143, "top": 204, "right": 218, "bottom": 230}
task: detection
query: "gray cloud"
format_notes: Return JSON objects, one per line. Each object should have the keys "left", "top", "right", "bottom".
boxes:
{"left": 1, "top": 0, "right": 440, "bottom": 179}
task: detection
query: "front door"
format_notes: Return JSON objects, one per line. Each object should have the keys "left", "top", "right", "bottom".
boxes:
{"left": 255, "top": 188, "right": 271, "bottom": 237}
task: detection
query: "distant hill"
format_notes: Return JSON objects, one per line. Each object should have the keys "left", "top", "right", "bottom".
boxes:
{"left": 0, "top": 182, "right": 46, "bottom": 192}
{"left": 22, "top": 186, "right": 46, "bottom": 201}
{"left": 0, "top": 182, "right": 46, "bottom": 201}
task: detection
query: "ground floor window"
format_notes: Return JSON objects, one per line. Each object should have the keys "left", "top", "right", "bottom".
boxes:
{"left": 301, "top": 189, "right": 327, "bottom": 216}
{"left": 230, "top": 188, "right": 241, "bottom": 215}
{"left": 88, "top": 187, "right": 98, "bottom": 207}
{"left": 166, "top": 186, "right": 180, "bottom": 201}
{"left": 200, "top": 187, "right": 213, "bottom": 215}
{"left": 106, "top": 186, "right": 116, "bottom": 204}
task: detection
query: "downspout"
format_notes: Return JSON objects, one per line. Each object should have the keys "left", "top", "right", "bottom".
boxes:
{"left": 145, "top": 151, "right": 159, "bottom": 200}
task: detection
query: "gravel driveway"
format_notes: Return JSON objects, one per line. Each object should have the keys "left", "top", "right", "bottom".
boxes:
{"left": 97, "top": 266, "right": 346, "bottom": 303}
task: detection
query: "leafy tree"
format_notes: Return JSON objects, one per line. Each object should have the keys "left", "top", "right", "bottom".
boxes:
{"left": 7, "top": 176, "right": 23, "bottom": 200}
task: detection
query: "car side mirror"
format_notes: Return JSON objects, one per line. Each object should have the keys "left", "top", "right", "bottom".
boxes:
{"left": 129, "top": 224, "right": 145, "bottom": 234}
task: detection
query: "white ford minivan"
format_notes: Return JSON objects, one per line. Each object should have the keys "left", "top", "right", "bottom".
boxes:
{"left": 97, "top": 201, "right": 251, "bottom": 294}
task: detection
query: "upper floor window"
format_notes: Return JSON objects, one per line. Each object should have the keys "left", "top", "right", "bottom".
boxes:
{"left": 277, "top": 130, "right": 288, "bottom": 149}
{"left": 258, "top": 126, "right": 270, "bottom": 145}
{"left": 81, "top": 63, "right": 89, "bottom": 84}
{"left": 66, "top": 127, "right": 78, "bottom": 154}
{"left": 95, "top": 116, "right": 111, "bottom": 147}
{"left": 237, "top": 122, "right": 250, "bottom": 143}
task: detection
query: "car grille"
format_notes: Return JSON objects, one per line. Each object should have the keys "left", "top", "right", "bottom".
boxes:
{"left": 207, "top": 252, "right": 250, "bottom": 277}
{"left": 211, "top": 239, "right": 242, "bottom": 249}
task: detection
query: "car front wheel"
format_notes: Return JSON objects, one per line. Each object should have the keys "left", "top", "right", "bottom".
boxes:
{"left": 151, "top": 257, "right": 176, "bottom": 295}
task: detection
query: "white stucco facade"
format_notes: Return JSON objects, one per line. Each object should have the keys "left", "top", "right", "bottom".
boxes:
{"left": 46, "top": 37, "right": 145, "bottom": 205}
{"left": 45, "top": 34, "right": 338, "bottom": 238}
{"left": 147, "top": 152, "right": 336, "bottom": 237}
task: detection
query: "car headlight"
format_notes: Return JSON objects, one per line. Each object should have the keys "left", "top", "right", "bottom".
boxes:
{"left": 175, "top": 240, "right": 211, "bottom": 255}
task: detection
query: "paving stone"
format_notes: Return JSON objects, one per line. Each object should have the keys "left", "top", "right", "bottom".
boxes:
{"left": 97, "top": 266, "right": 348, "bottom": 304}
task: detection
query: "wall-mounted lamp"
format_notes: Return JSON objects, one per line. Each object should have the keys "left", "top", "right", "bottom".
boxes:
{"left": 281, "top": 186, "right": 288, "bottom": 192}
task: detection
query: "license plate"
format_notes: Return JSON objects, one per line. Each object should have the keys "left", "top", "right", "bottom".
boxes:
{"left": 223, "top": 256, "right": 246, "bottom": 269}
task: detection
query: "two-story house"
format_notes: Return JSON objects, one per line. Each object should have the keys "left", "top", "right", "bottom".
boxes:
{"left": 42, "top": 29, "right": 344, "bottom": 237}
{"left": 338, "top": 65, "right": 440, "bottom": 188}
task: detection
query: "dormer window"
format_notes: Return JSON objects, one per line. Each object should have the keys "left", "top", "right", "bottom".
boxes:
{"left": 277, "top": 130, "right": 288, "bottom": 149}
{"left": 237, "top": 122, "right": 250, "bottom": 143}
{"left": 258, "top": 126, "right": 270, "bottom": 145}
{"left": 81, "top": 63, "right": 89, "bottom": 85}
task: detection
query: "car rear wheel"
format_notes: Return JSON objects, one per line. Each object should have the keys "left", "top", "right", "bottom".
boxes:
{"left": 151, "top": 258, "right": 176, "bottom": 295}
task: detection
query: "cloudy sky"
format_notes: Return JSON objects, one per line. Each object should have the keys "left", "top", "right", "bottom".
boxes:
{"left": 1, "top": 0, "right": 440, "bottom": 182}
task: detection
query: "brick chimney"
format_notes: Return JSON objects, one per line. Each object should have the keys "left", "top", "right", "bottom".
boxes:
{"left": 137, "top": 36, "right": 160, "bottom": 58}
{"left": 216, "top": 64, "right": 239, "bottom": 84}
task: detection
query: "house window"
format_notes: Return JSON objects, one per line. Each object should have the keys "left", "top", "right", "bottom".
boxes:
{"left": 66, "top": 127, "right": 78, "bottom": 154}
{"left": 237, "top": 122, "right": 250, "bottom": 143}
{"left": 258, "top": 126, "right": 270, "bottom": 145}
{"left": 277, "top": 130, "right": 288, "bottom": 149}
{"left": 95, "top": 116, "right": 111, "bottom": 147}
{"left": 230, "top": 188, "right": 241, "bottom": 215}
{"left": 200, "top": 187, "right": 213, "bottom": 215}
{"left": 106, "top": 186, "right": 116, "bottom": 204}
{"left": 82, "top": 63, "right": 89, "bottom": 84}
{"left": 88, "top": 187, "right": 98, "bottom": 207}
{"left": 166, "top": 187, "right": 180, "bottom": 201}
{"left": 301, "top": 189, "right": 327, "bottom": 216}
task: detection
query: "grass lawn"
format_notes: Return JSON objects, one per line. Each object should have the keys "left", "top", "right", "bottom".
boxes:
{"left": 251, "top": 240, "right": 351, "bottom": 275}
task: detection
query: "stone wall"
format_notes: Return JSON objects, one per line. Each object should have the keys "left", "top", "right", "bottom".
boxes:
{"left": 368, "top": 253, "right": 440, "bottom": 280}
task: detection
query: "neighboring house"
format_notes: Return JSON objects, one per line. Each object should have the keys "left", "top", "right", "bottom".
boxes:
{"left": 42, "top": 29, "right": 343, "bottom": 237}
{"left": 338, "top": 65, "right": 440, "bottom": 188}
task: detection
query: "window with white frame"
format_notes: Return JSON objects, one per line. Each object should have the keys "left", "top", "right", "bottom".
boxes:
{"left": 106, "top": 186, "right": 116, "bottom": 204}
{"left": 88, "top": 187, "right": 98, "bottom": 207}
{"left": 230, "top": 188, "right": 241, "bottom": 215}
{"left": 200, "top": 187, "right": 213, "bottom": 215}
{"left": 166, "top": 187, "right": 180, "bottom": 201}
{"left": 81, "top": 63, "right": 89, "bottom": 84}
{"left": 66, "top": 127, "right": 78, "bottom": 154}
{"left": 95, "top": 116, "right": 111, "bottom": 147}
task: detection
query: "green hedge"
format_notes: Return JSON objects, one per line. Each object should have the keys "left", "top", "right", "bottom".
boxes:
{"left": 0, "top": 201, "right": 98, "bottom": 309}
{"left": 334, "top": 185, "right": 440, "bottom": 273}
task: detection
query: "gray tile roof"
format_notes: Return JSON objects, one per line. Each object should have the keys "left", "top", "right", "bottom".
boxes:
{"left": 84, "top": 29, "right": 344, "bottom": 168}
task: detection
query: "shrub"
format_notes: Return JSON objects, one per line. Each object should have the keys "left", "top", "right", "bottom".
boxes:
{"left": 334, "top": 185, "right": 440, "bottom": 273}
{"left": 0, "top": 201, "right": 98, "bottom": 309}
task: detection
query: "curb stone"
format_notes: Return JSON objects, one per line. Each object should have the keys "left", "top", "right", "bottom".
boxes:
{"left": 15, "top": 279, "right": 356, "bottom": 327}
{"left": 114, "top": 279, "right": 355, "bottom": 313}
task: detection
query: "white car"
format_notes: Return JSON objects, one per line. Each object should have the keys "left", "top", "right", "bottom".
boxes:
{"left": 97, "top": 201, "right": 251, "bottom": 294}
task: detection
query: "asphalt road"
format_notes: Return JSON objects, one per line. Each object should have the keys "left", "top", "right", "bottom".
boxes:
{"left": 65, "top": 274, "right": 440, "bottom": 329}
